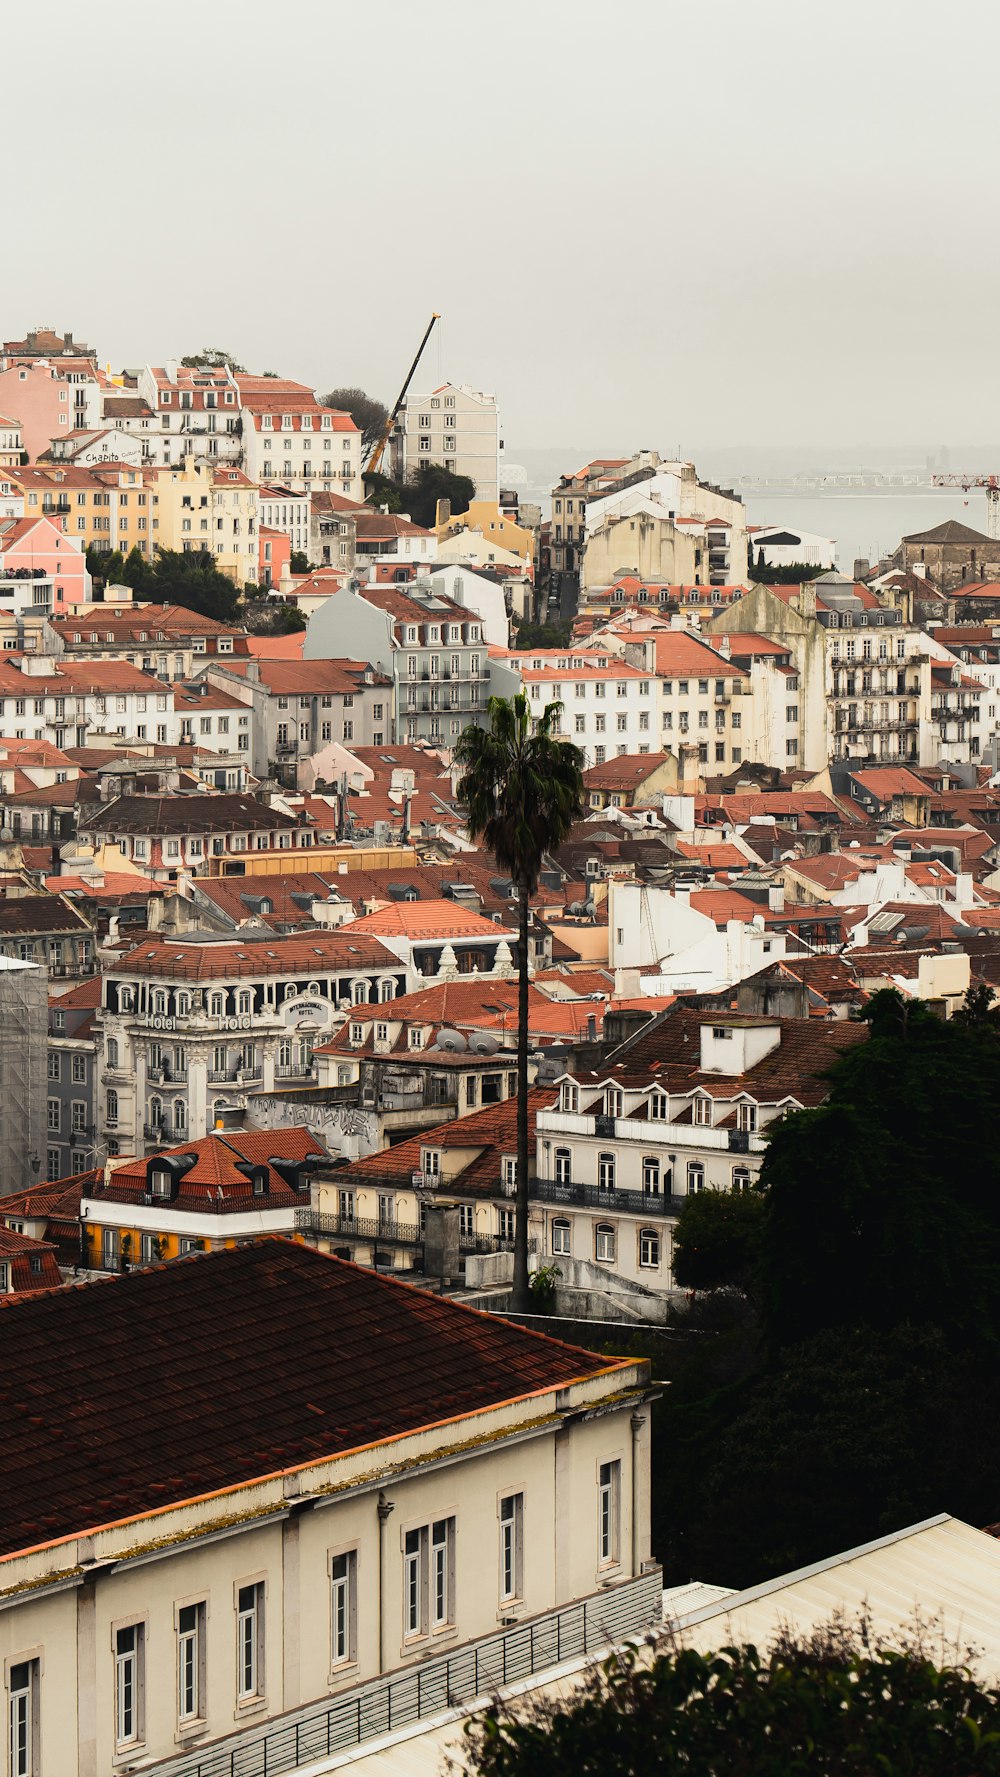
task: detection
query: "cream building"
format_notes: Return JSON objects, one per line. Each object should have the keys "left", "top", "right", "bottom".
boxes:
{"left": 0, "top": 1239, "right": 658, "bottom": 1775}
{"left": 392, "top": 383, "right": 501, "bottom": 503}
{"left": 151, "top": 458, "right": 260, "bottom": 587}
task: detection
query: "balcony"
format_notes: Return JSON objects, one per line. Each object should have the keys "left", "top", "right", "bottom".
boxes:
{"left": 531, "top": 1178, "right": 688, "bottom": 1219}
{"left": 275, "top": 1062, "right": 314, "bottom": 1080}
{"left": 296, "top": 1209, "right": 421, "bottom": 1246}
{"left": 146, "top": 1568, "right": 662, "bottom": 1777}
{"left": 594, "top": 1113, "right": 617, "bottom": 1139}
{"left": 147, "top": 1066, "right": 188, "bottom": 1085}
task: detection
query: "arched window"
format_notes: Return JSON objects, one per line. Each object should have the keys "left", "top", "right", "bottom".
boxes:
{"left": 153, "top": 990, "right": 166, "bottom": 1014}
{"left": 551, "top": 1217, "right": 571, "bottom": 1256}
{"left": 379, "top": 978, "right": 394, "bottom": 1002}
{"left": 597, "top": 1152, "right": 615, "bottom": 1192}
{"left": 352, "top": 979, "right": 367, "bottom": 1005}
{"left": 176, "top": 992, "right": 190, "bottom": 1016}
{"left": 732, "top": 1166, "right": 751, "bottom": 1192}
{"left": 107, "top": 1038, "right": 119, "bottom": 1069}
{"left": 595, "top": 1223, "right": 616, "bottom": 1263}
{"left": 278, "top": 1040, "right": 291, "bottom": 1069}
{"left": 639, "top": 1227, "right": 660, "bottom": 1268}
{"left": 554, "top": 1148, "right": 571, "bottom": 1186}
{"left": 149, "top": 1095, "right": 162, "bottom": 1129}
{"left": 237, "top": 990, "right": 252, "bottom": 1015}
{"left": 687, "top": 1162, "right": 704, "bottom": 1194}
{"left": 642, "top": 1156, "right": 660, "bottom": 1195}
{"left": 210, "top": 992, "right": 225, "bottom": 1017}
{"left": 106, "top": 1088, "right": 118, "bottom": 1123}
{"left": 173, "top": 1099, "right": 186, "bottom": 1133}
{"left": 306, "top": 980, "right": 321, "bottom": 996}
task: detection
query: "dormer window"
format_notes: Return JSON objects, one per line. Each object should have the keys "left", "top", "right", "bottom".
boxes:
{"left": 422, "top": 1149, "right": 440, "bottom": 1180}
{"left": 693, "top": 1097, "right": 712, "bottom": 1126}
{"left": 149, "top": 1167, "right": 172, "bottom": 1200}
{"left": 560, "top": 1082, "right": 579, "bottom": 1113}
{"left": 605, "top": 1087, "right": 623, "bottom": 1118}
{"left": 648, "top": 1090, "right": 669, "bottom": 1121}
{"left": 350, "top": 1022, "right": 364, "bottom": 1045}
{"left": 408, "top": 1026, "right": 425, "bottom": 1050}
{"left": 736, "top": 1102, "right": 757, "bottom": 1132}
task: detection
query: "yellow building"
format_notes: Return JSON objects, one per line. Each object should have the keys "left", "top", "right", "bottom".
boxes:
{"left": 150, "top": 457, "right": 260, "bottom": 587}
{"left": 12, "top": 463, "right": 156, "bottom": 557}
{"left": 434, "top": 498, "right": 533, "bottom": 566}
{"left": 81, "top": 1128, "right": 327, "bottom": 1270}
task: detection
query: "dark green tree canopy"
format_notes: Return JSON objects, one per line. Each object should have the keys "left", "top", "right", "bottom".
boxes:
{"left": 86, "top": 545, "right": 240, "bottom": 624}
{"left": 671, "top": 1188, "right": 766, "bottom": 1296}
{"left": 180, "top": 347, "right": 245, "bottom": 371}
{"left": 320, "top": 387, "right": 388, "bottom": 455}
{"left": 756, "top": 988, "right": 1000, "bottom": 1349}
{"left": 464, "top": 1619, "right": 1000, "bottom": 1776}
{"left": 365, "top": 464, "right": 475, "bottom": 529}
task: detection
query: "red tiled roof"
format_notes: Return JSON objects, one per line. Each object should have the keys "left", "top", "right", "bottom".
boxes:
{"left": 95, "top": 1128, "right": 327, "bottom": 1210}
{"left": 0, "top": 1227, "right": 63, "bottom": 1294}
{"left": 336, "top": 1091, "right": 555, "bottom": 1197}
{"left": 0, "top": 1240, "right": 615, "bottom": 1559}
{"left": 345, "top": 899, "right": 515, "bottom": 940}
{"left": 108, "top": 930, "right": 401, "bottom": 981}
{"left": 584, "top": 753, "right": 671, "bottom": 789}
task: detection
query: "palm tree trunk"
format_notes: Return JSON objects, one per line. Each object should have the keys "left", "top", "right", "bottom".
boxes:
{"left": 511, "top": 878, "right": 531, "bottom": 1311}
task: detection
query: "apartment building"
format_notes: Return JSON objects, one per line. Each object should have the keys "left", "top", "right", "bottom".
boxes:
{"left": 535, "top": 1008, "right": 867, "bottom": 1291}
{"left": 0, "top": 356, "right": 101, "bottom": 460}
{"left": 259, "top": 479, "right": 311, "bottom": 559}
{"left": 135, "top": 362, "right": 244, "bottom": 467}
{"left": 392, "top": 382, "right": 501, "bottom": 502}
{"left": 96, "top": 927, "right": 409, "bottom": 1154}
{"left": 305, "top": 580, "right": 488, "bottom": 746}
{"left": 581, "top": 458, "right": 749, "bottom": 588}
{"left": 12, "top": 462, "right": 156, "bottom": 559}
{"left": 0, "top": 1241, "right": 656, "bottom": 1774}
{"left": 0, "top": 894, "right": 95, "bottom": 984}
{"left": 0, "top": 413, "right": 23, "bottom": 466}
{"left": 0, "top": 652, "right": 170, "bottom": 749}
{"left": 45, "top": 978, "right": 99, "bottom": 1180}
{"left": 79, "top": 792, "right": 306, "bottom": 882}
{"left": 50, "top": 601, "right": 252, "bottom": 679}
{"left": 81, "top": 1127, "right": 328, "bottom": 1270}
{"left": 0, "top": 513, "right": 87, "bottom": 616}
{"left": 237, "top": 376, "right": 361, "bottom": 495}
{"left": 150, "top": 458, "right": 260, "bottom": 585}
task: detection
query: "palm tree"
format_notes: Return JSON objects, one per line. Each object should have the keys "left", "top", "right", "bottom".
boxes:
{"left": 454, "top": 694, "right": 585, "bottom": 1310}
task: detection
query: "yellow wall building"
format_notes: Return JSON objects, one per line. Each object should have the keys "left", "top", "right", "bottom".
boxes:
{"left": 150, "top": 458, "right": 260, "bottom": 586}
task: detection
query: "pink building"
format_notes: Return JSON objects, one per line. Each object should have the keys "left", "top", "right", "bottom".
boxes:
{"left": 0, "top": 515, "right": 88, "bottom": 613}
{"left": 0, "top": 361, "right": 74, "bottom": 461}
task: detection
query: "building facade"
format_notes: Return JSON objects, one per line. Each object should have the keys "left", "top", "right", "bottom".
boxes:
{"left": 392, "top": 382, "right": 501, "bottom": 503}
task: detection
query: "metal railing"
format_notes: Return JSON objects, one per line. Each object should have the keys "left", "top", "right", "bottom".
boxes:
{"left": 147, "top": 1567, "right": 662, "bottom": 1777}
{"left": 531, "top": 1178, "right": 688, "bottom": 1219}
{"left": 296, "top": 1209, "right": 421, "bottom": 1246}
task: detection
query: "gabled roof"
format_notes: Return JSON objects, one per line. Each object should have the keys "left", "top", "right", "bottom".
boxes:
{"left": 580, "top": 1006, "right": 867, "bottom": 1097}
{"left": 584, "top": 753, "right": 671, "bottom": 789}
{"left": 902, "top": 520, "right": 993, "bottom": 545}
{"left": 345, "top": 899, "right": 515, "bottom": 941}
{"left": 94, "top": 1128, "right": 327, "bottom": 1210}
{"left": 0, "top": 1240, "right": 616, "bottom": 1560}
{"left": 335, "top": 1090, "right": 555, "bottom": 1197}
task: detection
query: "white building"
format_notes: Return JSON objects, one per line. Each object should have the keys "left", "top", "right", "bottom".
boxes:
{"left": 392, "top": 382, "right": 501, "bottom": 503}
{"left": 258, "top": 480, "right": 310, "bottom": 559}
{"left": 0, "top": 1239, "right": 658, "bottom": 1775}
{"left": 237, "top": 377, "right": 362, "bottom": 497}
{"left": 748, "top": 523, "right": 837, "bottom": 571}
{"left": 608, "top": 879, "right": 788, "bottom": 996}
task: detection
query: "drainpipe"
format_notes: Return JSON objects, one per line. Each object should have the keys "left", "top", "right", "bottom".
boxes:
{"left": 630, "top": 1411, "right": 644, "bottom": 1575}
{"left": 377, "top": 1491, "right": 395, "bottom": 1673}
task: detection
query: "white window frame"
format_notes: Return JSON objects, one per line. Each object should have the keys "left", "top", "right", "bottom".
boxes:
{"left": 176, "top": 1600, "right": 206, "bottom": 1727}
{"left": 114, "top": 1621, "right": 144, "bottom": 1749}
{"left": 598, "top": 1459, "right": 621, "bottom": 1568}
{"left": 236, "top": 1580, "right": 265, "bottom": 1704}
{"left": 7, "top": 1658, "right": 39, "bottom": 1777}
{"left": 499, "top": 1493, "right": 523, "bottom": 1605}
{"left": 329, "top": 1548, "right": 357, "bottom": 1670}
{"left": 551, "top": 1216, "right": 571, "bottom": 1256}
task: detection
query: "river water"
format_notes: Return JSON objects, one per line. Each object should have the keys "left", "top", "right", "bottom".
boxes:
{"left": 740, "top": 487, "right": 991, "bottom": 572}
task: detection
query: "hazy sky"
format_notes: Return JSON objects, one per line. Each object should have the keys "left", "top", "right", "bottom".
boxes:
{"left": 8, "top": 0, "right": 996, "bottom": 456}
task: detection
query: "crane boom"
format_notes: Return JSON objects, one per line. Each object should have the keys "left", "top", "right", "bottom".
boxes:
{"left": 365, "top": 312, "right": 440, "bottom": 478}
{"left": 931, "top": 473, "right": 1000, "bottom": 541}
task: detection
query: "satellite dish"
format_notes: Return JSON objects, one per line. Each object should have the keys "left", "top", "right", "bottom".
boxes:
{"left": 434, "top": 1028, "right": 468, "bottom": 1052}
{"left": 468, "top": 1031, "right": 500, "bottom": 1055}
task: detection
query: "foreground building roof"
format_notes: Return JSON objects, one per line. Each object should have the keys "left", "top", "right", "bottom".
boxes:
{"left": 0, "top": 1239, "right": 615, "bottom": 1560}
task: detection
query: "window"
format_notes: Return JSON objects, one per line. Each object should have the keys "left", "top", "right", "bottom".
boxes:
{"left": 46, "top": 1099, "right": 60, "bottom": 1133}
{"left": 692, "top": 1096, "right": 712, "bottom": 1126}
{"left": 497, "top": 1205, "right": 515, "bottom": 1241}
{"left": 732, "top": 1166, "right": 751, "bottom": 1192}
{"left": 47, "top": 1052, "right": 59, "bottom": 1081}
{"left": 597, "top": 1152, "right": 615, "bottom": 1191}
{"left": 177, "top": 1602, "right": 205, "bottom": 1725}
{"left": 8, "top": 1659, "right": 37, "bottom": 1777}
{"left": 560, "top": 1082, "right": 579, "bottom": 1113}
{"left": 598, "top": 1460, "right": 621, "bottom": 1566}
{"left": 736, "top": 1101, "right": 757, "bottom": 1132}
{"left": 639, "top": 1227, "right": 660, "bottom": 1268}
{"left": 115, "top": 1623, "right": 144, "bottom": 1747}
{"left": 330, "top": 1551, "right": 357, "bottom": 1667}
{"left": 642, "top": 1155, "right": 660, "bottom": 1195}
{"left": 554, "top": 1147, "right": 572, "bottom": 1187}
{"left": 595, "top": 1222, "right": 616, "bottom": 1263}
{"left": 404, "top": 1518, "right": 455, "bottom": 1637}
{"left": 499, "top": 1493, "right": 523, "bottom": 1604}
{"left": 237, "top": 1582, "right": 264, "bottom": 1701}
{"left": 648, "top": 1089, "right": 668, "bottom": 1120}
{"left": 687, "top": 1162, "right": 705, "bottom": 1193}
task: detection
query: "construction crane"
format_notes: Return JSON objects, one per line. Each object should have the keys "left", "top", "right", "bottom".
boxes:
{"left": 364, "top": 312, "right": 440, "bottom": 479}
{"left": 931, "top": 473, "right": 1000, "bottom": 540}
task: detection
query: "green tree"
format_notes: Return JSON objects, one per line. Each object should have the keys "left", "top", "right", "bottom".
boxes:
{"left": 180, "top": 347, "right": 246, "bottom": 371}
{"left": 756, "top": 989, "right": 1000, "bottom": 1351}
{"left": 512, "top": 616, "right": 572, "bottom": 649}
{"left": 672, "top": 1188, "right": 766, "bottom": 1296}
{"left": 464, "top": 1616, "right": 1000, "bottom": 1776}
{"left": 364, "top": 463, "right": 476, "bottom": 528}
{"left": 320, "top": 386, "right": 388, "bottom": 456}
{"left": 748, "top": 559, "right": 826, "bottom": 584}
{"left": 145, "top": 548, "right": 240, "bottom": 623}
{"left": 289, "top": 550, "right": 312, "bottom": 575}
{"left": 454, "top": 697, "right": 584, "bottom": 1309}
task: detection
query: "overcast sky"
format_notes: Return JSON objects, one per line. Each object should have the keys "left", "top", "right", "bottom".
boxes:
{"left": 8, "top": 0, "right": 995, "bottom": 456}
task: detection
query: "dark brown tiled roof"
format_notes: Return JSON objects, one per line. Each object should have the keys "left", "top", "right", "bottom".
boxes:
{"left": 0, "top": 894, "right": 93, "bottom": 936}
{"left": 334, "top": 1090, "right": 554, "bottom": 1198}
{"left": 590, "top": 1007, "right": 868, "bottom": 1101}
{"left": 81, "top": 793, "right": 298, "bottom": 837}
{"left": 0, "top": 1240, "right": 615, "bottom": 1559}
